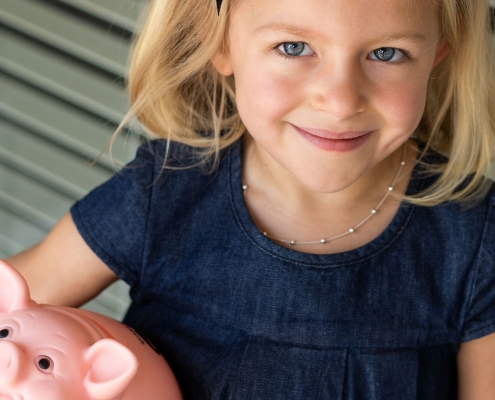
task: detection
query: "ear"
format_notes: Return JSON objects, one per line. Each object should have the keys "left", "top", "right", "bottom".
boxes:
{"left": 432, "top": 37, "right": 450, "bottom": 69}
{"left": 0, "top": 259, "right": 36, "bottom": 314}
{"left": 211, "top": 47, "right": 233, "bottom": 76}
{"left": 84, "top": 339, "right": 138, "bottom": 400}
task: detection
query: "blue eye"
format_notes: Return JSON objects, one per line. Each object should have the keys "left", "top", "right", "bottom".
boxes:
{"left": 278, "top": 42, "right": 312, "bottom": 57}
{"left": 369, "top": 47, "right": 405, "bottom": 62}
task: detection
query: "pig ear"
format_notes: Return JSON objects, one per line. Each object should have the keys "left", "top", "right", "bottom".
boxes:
{"left": 84, "top": 338, "right": 138, "bottom": 400}
{"left": 0, "top": 259, "right": 36, "bottom": 313}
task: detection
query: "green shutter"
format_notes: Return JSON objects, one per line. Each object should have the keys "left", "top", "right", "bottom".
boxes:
{"left": 0, "top": 0, "right": 144, "bottom": 319}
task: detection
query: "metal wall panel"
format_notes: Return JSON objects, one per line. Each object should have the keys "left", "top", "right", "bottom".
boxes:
{"left": 0, "top": 0, "right": 143, "bottom": 319}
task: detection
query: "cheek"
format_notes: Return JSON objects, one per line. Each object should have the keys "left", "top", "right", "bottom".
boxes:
{"left": 376, "top": 75, "right": 428, "bottom": 132}
{"left": 234, "top": 60, "right": 301, "bottom": 129}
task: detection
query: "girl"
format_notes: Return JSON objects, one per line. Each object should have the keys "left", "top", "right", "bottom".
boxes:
{"left": 6, "top": 0, "right": 495, "bottom": 398}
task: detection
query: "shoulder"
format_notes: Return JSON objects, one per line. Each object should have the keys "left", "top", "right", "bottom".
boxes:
{"left": 409, "top": 142, "right": 495, "bottom": 225}
{"left": 135, "top": 139, "right": 235, "bottom": 167}
{"left": 70, "top": 138, "right": 240, "bottom": 285}
{"left": 134, "top": 138, "right": 239, "bottom": 222}
{"left": 131, "top": 138, "right": 236, "bottom": 176}
{"left": 411, "top": 140, "right": 495, "bottom": 210}
{"left": 136, "top": 138, "right": 237, "bottom": 189}
{"left": 403, "top": 172, "right": 495, "bottom": 253}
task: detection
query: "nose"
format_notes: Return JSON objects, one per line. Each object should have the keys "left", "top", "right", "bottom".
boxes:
{"left": 0, "top": 342, "right": 25, "bottom": 388}
{"left": 309, "top": 60, "right": 367, "bottom": 120}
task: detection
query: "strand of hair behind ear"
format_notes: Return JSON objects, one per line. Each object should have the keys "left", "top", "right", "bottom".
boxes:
{"left": 412, "top": 0, "right": 495, "bottom": 205}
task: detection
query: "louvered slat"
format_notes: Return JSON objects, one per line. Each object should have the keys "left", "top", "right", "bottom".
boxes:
{"left": 0, "top": 23, "right": 128, "bottom": 126}
{"left": 38, "top": 0, "right": 138, "bottom": 34}
{"left": 0, "top": 0, "right": 129, "bottom": 77}
{"left": 0, "top": 0, "right": 141, "bottom": 319}
{"left": 0, "top": 119, "right": 112, "bottom": 199}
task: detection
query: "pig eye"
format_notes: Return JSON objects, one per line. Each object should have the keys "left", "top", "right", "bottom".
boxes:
{"left": 0, "top": 327, "right": 12, "bottom": 339}
{"left": 36, "top": 356, "right": 54, "bottom": 373}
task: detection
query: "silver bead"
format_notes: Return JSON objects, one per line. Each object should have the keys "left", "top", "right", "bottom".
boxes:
{"left": 388, "top": 187, "right": 394, "bottom": 191}
{"left": 320, "top": 239, "right": 326, "bottom": 244}
{"left": 349, "top": 228, "right": 355, "bottom": 233}
{"left": 242, "top": 185, "right": 248, "bottom": 190}
{"left": 263, "top": 232, "right": 267, "bottom": 236}
{"left": 290, "top": 241, "right": 295, "bottom": 245}
{"left": 401, "top": 161, "right": 406, "bottom": 166}
{"left": 371, "top": 209, "right": 377, "bottom": 214}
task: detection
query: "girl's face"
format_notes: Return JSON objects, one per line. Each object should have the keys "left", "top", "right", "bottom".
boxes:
{"left": 213, "top": 0, "right": 449, "bottom": 193}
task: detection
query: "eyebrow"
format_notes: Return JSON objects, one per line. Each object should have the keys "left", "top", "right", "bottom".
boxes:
{"left": 255, "top": 23, "right": 428, "bottom": 44}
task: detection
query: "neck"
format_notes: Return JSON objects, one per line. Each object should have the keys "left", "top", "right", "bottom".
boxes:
{"left": 241, "top": 134, "right": 415, "bottom": 254}
{"left": 243, "top": 134, "right": 408, "bottom": 212}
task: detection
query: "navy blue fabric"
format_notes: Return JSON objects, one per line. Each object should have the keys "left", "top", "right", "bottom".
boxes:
{"left": 71, "top": 139, "right": 495, "bottom": 399}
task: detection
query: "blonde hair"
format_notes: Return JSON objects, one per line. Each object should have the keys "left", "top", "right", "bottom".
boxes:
{"left": 126, "top": 0, "right": 495, "bottom": 205}
{"left": 127, "top": 0, "right": 243, "bottom": 167}
{"left": 416, "top": 0, "right": 495, "bottom": 205}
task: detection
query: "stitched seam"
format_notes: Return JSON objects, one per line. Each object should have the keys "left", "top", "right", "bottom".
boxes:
{"left": 339, "top": 347, "right": 349, "bottom": 400}
{"left": 462, "top": 321, "right": 495, "bottom": 339}
{"left": 139, "top": 141, "right": 157, "bottom": 295}
{"left": 458, "top": 190, "right": 495, "bottom": 342}
{"left": 227, "top": 335, "right": 254, "bottom": 400}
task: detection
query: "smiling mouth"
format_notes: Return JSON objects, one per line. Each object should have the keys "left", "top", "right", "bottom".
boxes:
{"left": 291, "top": 124, "right": 375, "bottom": 152}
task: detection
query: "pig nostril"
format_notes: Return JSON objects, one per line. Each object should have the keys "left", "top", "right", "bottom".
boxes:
{"left": 0, "top": 341, "right": 23, "bottom": 387}
{"left": 0, "top": 329, "right": 9, "bottom": 339}
{"left": 0, "top": 347, "right": 12, "bottom": 368}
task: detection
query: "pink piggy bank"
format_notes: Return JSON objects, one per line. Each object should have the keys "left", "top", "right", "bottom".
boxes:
{"left": 0, "top": 260, "right": 182, "bottom": 400}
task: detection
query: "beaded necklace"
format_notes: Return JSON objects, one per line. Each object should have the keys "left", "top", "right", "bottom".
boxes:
{"left": 242, "top": 144, "right": 407, "bottom": 246}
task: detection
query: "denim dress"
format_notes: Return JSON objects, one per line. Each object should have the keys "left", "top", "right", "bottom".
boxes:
{"left": 71, "top": 139, "right": 495, "bottom": 400}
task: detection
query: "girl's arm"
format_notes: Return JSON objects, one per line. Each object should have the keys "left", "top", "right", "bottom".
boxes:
{"left": 6, "top": 212, "right": 118, "bottom": 307}
{"left": 457, "top": 332, "right": 495, "bottom": 399}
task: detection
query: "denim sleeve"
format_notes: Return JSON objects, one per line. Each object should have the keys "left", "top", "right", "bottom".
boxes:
{"left": 70, "top": 141, "right": 157, "bottom": 288}
{"left": 460, "top": 191, "right": 495, "bottom": 342}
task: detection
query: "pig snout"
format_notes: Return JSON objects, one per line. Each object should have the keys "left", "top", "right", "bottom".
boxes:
{"left": 0, "top": 341, "right": 25, "bottom": 389}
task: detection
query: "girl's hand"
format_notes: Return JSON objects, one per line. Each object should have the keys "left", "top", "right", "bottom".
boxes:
{"left": 458, "top": 332, "right": 495, "bottom": 399}
{"left": 6, "top": 213, "right": 118, "bottom": 307}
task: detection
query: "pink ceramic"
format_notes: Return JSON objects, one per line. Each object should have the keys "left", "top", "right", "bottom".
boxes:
{"left": 0, "top": 260, "right": 183, "bottom": 400}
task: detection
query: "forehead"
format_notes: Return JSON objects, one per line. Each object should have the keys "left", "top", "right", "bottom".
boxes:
{"left": 1, "top": 309, "right": 95, "bottom": 343}
{"left": 231, "top": 0, "right": 440, "bottom": 41}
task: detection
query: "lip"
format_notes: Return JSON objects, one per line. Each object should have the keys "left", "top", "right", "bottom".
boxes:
{"left": 291, "top": 124, "right": 375, "bottom": 152}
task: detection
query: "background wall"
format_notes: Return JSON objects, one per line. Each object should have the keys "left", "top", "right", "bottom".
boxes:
{"left": 0, "top": 0, "right": 145, "bottom": 319}
{"left": 0, "top": 1, "right": 494, "bottom": 320}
